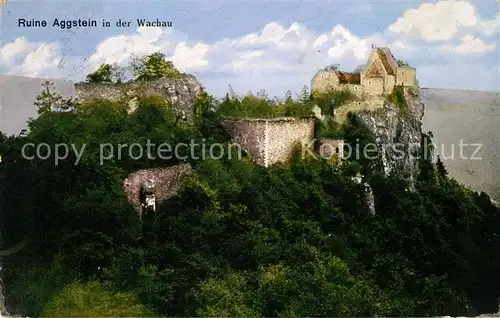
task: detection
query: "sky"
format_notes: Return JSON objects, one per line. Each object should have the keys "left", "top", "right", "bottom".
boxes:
{"left": 0, "top": 0, "right": 498, "bottom": 97}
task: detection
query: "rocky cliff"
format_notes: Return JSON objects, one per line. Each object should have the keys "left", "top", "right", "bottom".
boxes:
{"left": 74, "top": 75, "right": 203, "bottom": 122}
{"left": 356, "top": 88, "right": 425, "bottom": 181}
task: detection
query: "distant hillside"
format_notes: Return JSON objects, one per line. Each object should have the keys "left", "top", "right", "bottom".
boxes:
{"left": 421, "top": 88, "right": 500, "bottom": 200}
{"left": 0, "top": 75, "right": 498, "bottom": 199}
{"left": 0, "top": 75, "right": 75, "bottom": 136}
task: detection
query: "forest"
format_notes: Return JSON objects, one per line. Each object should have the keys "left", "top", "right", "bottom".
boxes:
{"left": 0, "top": 53, "right": 499, "bottom": 317}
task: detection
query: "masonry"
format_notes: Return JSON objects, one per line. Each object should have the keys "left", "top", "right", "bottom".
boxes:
{"left": 222, "top": 117, "right": 315, "bottom": 167}
{"left": 123, "top": 164, "right": 192, "bottom": 219}
{"left": 74, "top": 75, "right": 203, "bottom": 122}
{"left": 311, "top": 46, "right": 417, "bottom": 98}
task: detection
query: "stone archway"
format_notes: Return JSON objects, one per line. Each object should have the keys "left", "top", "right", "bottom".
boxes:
{"left": 123, "top": 164, "right": 192, "bottom": 220}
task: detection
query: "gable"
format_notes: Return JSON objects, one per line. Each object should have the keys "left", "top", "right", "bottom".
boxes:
{"left": 312, "top": 70, "right": 339, "bottom": 82}
{"left": 377, "top": 48, "right": 396, "bottom": 75}
{"left": 365, "top": 59, "right": 385, "bottom": 78}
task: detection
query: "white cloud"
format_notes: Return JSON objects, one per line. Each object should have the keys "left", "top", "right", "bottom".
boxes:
{"left": 0, "top": 37, "right": 38, "bottom": 67}
{"left": 0, "top": 1, "right": 497, "bottom": 95}
{"left": 477, "top": 14, "right": 500, "bottom": 37}
{"left": 388, "top": 0, "right": 479, "bottom": 41}
{"left": 88, "top": 27, "right": 170, "bottom": 70}
{"left": 326, "top": 25, "right": 371, "bottom": 60}
{"left": 441, "top": 35, "right": 496, "bottom": 55}
{"left": 0, "top": 37, "right": 63, "bottom": 77}
{"left": 20, "top": 43, "right": 62, "bottom": 77}
{"left": 170, "top": 42, "right": 210, "bottom": 71}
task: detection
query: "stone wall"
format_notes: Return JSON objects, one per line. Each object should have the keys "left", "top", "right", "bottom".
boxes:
{"left": 222, "top": 117, "right": 315, "bottom": 167}
{"left": 385, "top": 74, "right": 396, "bottom": 94}
{"left": 338, "top": 84, "right": 364, "bottom": 98}
{"left": 334, "top": 98, "right": 385, "bottom": 123}
{"left": 221, "top": 120, "right": 267, "bottom": 165}
{"left": 123, "top": 164, "right": 192, "bottom": 216}
{"left": 317, "top": 139, "right": 345, "bottom": 159}
{"left": 364, "top": 77, "right": 385, "bottom": 96}
{"left": 266, "top": 118, "right": 315, "bottom": 166}
{"left": 75, "top": 75, "right": 203, "bottom": 122}
{"left": 311, "top": 70, "right": 339, "bottom": 94}
{"left": 396, "top": 67, "right": 417, "bottom": 87}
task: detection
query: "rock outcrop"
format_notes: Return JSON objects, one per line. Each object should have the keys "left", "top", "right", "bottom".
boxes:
{"left": 75, "top": 75, "right": 203, "bottom": 122}
{"left": 356, "top": 88, "right": 424, "bottom": 180}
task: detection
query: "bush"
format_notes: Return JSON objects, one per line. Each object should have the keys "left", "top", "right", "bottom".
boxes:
{"left": 311, "top": 89, "right": 356, "bottom": 116}
{"left": 388, "top": 86, "right": 408, "bottom": 115}
{"left": 42, "top": 281, "right": 153, "bottom": 317}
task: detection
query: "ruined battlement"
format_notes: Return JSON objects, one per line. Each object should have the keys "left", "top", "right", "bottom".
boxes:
{"left": 222, "top": 117, "right": 315, "bottom": 167}
{"left": 311, "top": 47, "right": 417, "bottom": 97}
{"left": 75, "top": 75, "right": 203, "bottom": 122}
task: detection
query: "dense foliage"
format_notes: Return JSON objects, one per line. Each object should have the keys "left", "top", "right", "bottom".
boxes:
{"left": 85, "top": 52, "right": 181, "bottom": 84}
{"left": 397, "top": 59, "right": 411, "bottom": 67}
{"left": 0, "top": 81, "right": 499, "bottom": 317}
{"left": 388, "top": 85, "right": 409, "bottom": 116}
{"left": 215, "top": 86, "right": 355, "bottom": 121}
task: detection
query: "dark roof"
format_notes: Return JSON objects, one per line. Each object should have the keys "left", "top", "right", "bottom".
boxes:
{"left": 336, "top": 71, "right": 361, "bottom": 84}
{"left": 376, "top": 48, "right": 396, "bottom": 75}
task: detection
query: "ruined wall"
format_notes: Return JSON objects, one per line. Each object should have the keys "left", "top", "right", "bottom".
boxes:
{"left": 316, "top": 139, "right": 345, "bottom": 159}
{"left": 364, "top": 77, "right": 384, "bottom": 96}
{"left": 384, "top": 74, "right": 396, "bottom": 94}
{"left": 75, "top": 75, "right": 203, "bottom": 122}
{"left": 221, "top": 120, "right": 267, "bottom": 166}
{"left": 311, "top": 70, "right": 340, "bottom": 93}
{"left": 338, "top": 84, "right": 364, "bottom": 98}
{"left": 222, "top": 118, "right": 315, "bottom": 167}
{"left": 396, "top": 67, "right": 417, "bottom": 87}
{"left": 334, "top": 98, "right": 385, "bottom": 123}
{"left": 266, "top": 119, "right": 315, "bottom": 166}
{"left": 123, "top": 164, "right": 192, "bottom": 214}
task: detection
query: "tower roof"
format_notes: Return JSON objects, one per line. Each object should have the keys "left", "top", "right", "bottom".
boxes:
{"left": 376, "top": 47, "right": 397, "bottom": 75}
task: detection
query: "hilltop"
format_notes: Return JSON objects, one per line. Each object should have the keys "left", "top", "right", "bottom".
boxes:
{"left": 1, "top": 60, "right": 500, "bottom": 317}
{"left": 0, "top": 74, "right": 498, "bottom": 199}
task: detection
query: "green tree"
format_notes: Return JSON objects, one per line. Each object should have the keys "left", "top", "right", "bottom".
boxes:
{"left": 86, "top": 63, "right": 125, "bottom": 83}
{"left": 42, "top": 281, "right": 153, "bottom": 317}
{"left": 3, "top": 83, "right": 500, "bottom": 318}
{"left": 397, "top": 59, "right": 410, "bottom": 67}
{"left": 130, "top": 52, "right": 182, "bottom": 81}
{"left": 86, "top": 63, "right": 112, "bottom": 83}
{"left": 34, "top": 81, "right": 77, "bottom": 115}
{"left": 298, "top": 85, "right": 311, "bottom": 104}
{"left": 324, "top": 64, "right": 339, "bottom": 71}
{"left": 284, "top": 90, "right": 293, "bottom": 103}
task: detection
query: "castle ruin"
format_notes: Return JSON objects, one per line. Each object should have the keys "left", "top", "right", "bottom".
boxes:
{"left": 74, "top": 75, "right": 203, "bottom": 122}
{"left": 222, "top": 117, "right": 315, "bottom": 167}
{"left": 311, "top": 47, "right": 417, "bottom": 97}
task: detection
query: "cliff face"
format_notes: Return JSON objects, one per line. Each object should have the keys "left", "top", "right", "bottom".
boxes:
{"left": 356, "top": 88, "right": 425, "bottom": 180}
{"left": 75, "top": 75, "right": 203, "bottom": 122}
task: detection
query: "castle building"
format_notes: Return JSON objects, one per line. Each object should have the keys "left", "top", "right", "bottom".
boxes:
{"left": 311, "top": 47, "right": 417, "bottom": 96}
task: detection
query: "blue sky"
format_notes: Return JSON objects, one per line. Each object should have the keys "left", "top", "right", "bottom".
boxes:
{"left": 0, "top": 0, "right": 498, "bottom": 96}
